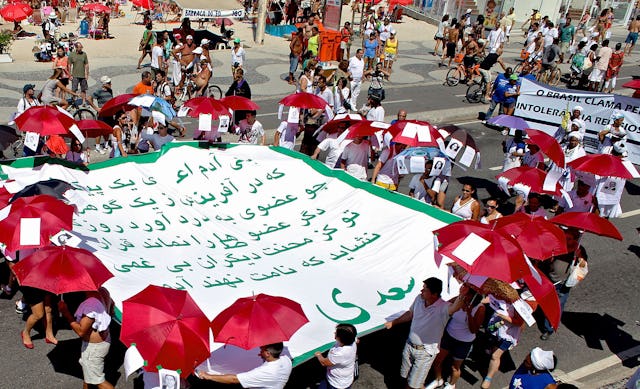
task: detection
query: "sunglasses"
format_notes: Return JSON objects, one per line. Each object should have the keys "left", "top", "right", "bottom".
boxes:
{"left": 486, "top": 205, "right": 496, "bottom": 209}
{"left": 462, "top": 189, "right": 472, "bottom": 193}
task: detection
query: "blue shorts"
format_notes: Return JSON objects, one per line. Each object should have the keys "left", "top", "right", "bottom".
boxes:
{"left": 440, "top": 330, "right": 473, "bottom": 360}
{"left": 489, "top": 335, "right": 514, "bottom": 351}
{"left": 626, "top": 32, "right": 638, "bottom": 45}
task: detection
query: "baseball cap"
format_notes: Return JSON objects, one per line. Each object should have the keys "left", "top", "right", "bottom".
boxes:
{"left": 186, "top": 34, "right": 193, "bottom": 40}
{"left": 200, "top": 38, "right": 209, "bottom": 45}
{"left": 49, "top": 13, "right": 57, "bottom": 19}
{"left": 100, "top": 76, "right": 111, "bottom": 84}
{"left": 466, "top": 8, "right": 472, "bottom": 13}
{"left": 509, "top": 74, "right": 519, "bottom": 81}
{"left": 234, "top": 38, "right": 241, "bottom": 43}
{"left": 23, "top": 84, "right": 35, "bottom": 94}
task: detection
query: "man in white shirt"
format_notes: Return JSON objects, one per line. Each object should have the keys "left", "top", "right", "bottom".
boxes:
{"left": 197, "top": 342, "right": 292, "bottom": 389}
{"left": 273, "top": 121, "right": 300, "bottom": 150}
{"left": 487, "top": 20, "right": 505, "bottom": 54}
{"left": 237, "top": 111, "right": 265, "bottom": 145}
{"left": 378, "top": 18, "right": 395, "bottom": 45}
{"left": 543, "top": 21, "right": 559, "bottom": 48}
{"left": 151, "top": 35, "right": 165, "bottom": 77}
{"left": 341, "top": 136, "right": 370, "bottom": 180}
{"left": 385, "top": 278, "right": 465, "bottom": 389}
{"left": 311, "top": 123, "right": 347, "bottom": 168}
{"left": 347, "top": 49, "right": 365, "bottom": 111}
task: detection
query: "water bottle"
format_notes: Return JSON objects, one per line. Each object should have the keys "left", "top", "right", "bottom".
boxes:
{"left": 487, "top": 319, "right": 504, "bottom": 333}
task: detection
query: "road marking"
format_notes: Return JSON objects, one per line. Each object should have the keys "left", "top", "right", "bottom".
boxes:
{"left": 453, "top": 119, "right": 481, "bottom": 126}
{"left": 454, "top": 94, "right": 467, "bottom": 97}
{"left": 257, "top": 112, "right": 280, "bottom": 117}
{"left": 489, "top": 166, "right": 503, "bottom": 171}
{"left": 620, "top": 209, "right": 640, "bottom": 219}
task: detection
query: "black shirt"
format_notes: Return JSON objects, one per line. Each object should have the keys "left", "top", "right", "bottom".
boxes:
{"left": 480, "top": 53, "right": 500, "bottom": 70}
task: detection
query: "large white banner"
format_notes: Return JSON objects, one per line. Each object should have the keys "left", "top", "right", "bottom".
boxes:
{"left": 515, "top": 79, "right": 640, "bottom": 165}
{"left": 0, "top": 143, "right": 459, "bottom": 370}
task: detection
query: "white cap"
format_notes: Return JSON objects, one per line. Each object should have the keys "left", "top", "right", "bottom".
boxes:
{"left": 100, "top": 76, "right": 111, "bottom": 84}
{"left": 466, "top": 8, "right": 472, "bottom": 13}
{"left": 186, "top": 34, "right": 193, "bottom": 40}
{"left": 610, "top": 110, "right": 625, "bottom": 121}
{"left": 200, "top": 38, "right": 209, "bottom": 45}
{"left": 49, "top": 13, "right": 57, "bottom": 19}
{"left": 530, "top": 347, "right": 555, "bottom": 371}
{"left": 192, "top": 47, "right": 203, "bottom": 54}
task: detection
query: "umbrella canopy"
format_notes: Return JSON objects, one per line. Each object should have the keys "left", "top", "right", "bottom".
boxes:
{"left": 434, "top": 220, "right": 531, "bottom": 283}
{"left": 487, "top": 114, "right": 530, "bottom": 129}
{"left": 522, "top": 273, "right": 561, "bottom": 330}
{"left": 622, "top": 79, "right": 640, "bottom": 89}
{"left": 0, "top": 125, "right": 20, "bottom": 149}
{"left": 344, "top": 120, "right": 390, "bottom": 139}
{"left": 317, "top": 114, "right": 363, "bottom": 134}
{"left": 0, "top": 2, "right": 33, "bottom": 21}
{"left": 550, "top": 212, "right": 623, "bottom": 240}
{"left": 567, "top": 154, "right": 639, "bottom": 179}
{"left": 497, "top": 166, "right": 563, "bottom": 196}
{"left": 121, "top": 285, "right": 211, "bottom": 378}
{"left": 440, "top": 125, "right": 481, "bottom": 169}
{"left": 220, "top": 95, "right": 261, "bottom": 111}
{"left": 81, "top": 2, "right": 110, "bottom": 12}
{"left": 129, "top": 94, "right": 176, "bottom": 119}
{"left": 493, "top": 213, "right": 568, "bottom": 259}
{"left": 98, "top": 94, "right": 137, "bottom": 118}
{"left": 395, "top": 146, "right": 452, "bottom": 175}
{"left": 279, "top": 92, "right": 329, "bottom": 109}
{"left": 211, "top": 293, "right": 309, "bottom": 350}
{"left": 12, "top": 246, "right": 113, "bottom": 294}
{"left": 525, "top": 129, "right": 565, "bottom": 168}
{"left": 181, "top": 97, "right": 231, "bottom": 119}
{"left": 132, "top": 0, "right": 153, "bottom": 9}
{"left": 69, "top": 119, "right": 113, "bottom": 139}
{"left": 14, "top": 106, "right": 76, "bottom": 136}
{"left": 387, "top": 120, "right": 445, "bottom": 148}
{"left": 10, "top": 179, "right": 73, "bottom": 203}
{"left": 0, "top": 187, "right": 13, "bottom": 207}
{"left": 0, "top": 195, "right": 74, "bottom": 252}
{"left": 448, "top": 263, "right": 521, "bottom": 302}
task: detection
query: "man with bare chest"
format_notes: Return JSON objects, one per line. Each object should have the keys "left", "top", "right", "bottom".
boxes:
{"left": 172, "top": 34, "right": 197, "bottom": 89}
{"left": 625, "top": 15, "right": 640, "bottom": 54}
{"left": 463, "top": 34, "right": 479, "bottom": 79}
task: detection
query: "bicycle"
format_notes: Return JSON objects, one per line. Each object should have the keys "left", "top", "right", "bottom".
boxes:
{"left": 446, "top": 63, "right": 481, "bottom": 87}
{"left": 176, "top": 75, "right": 223, "bottom": 103}
{"left": 466, "top": 77, "right": 488, "bottom": 103}
{"left": 537, "top": 63, "right": 562, "bottom": 86}
{"left": 66, "top": 98, "right": 96, "bottom": 120}
{"left": 207, "top": 83, "right": 223, "bottom": 99}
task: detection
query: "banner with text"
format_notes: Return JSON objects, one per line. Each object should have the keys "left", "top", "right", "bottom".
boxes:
{"left": 183, "top": 8, "right": 245, "bottom": 19}
{"left": 1, "top": 144, "right": 459, "bottom": 369}
{"left": 514, "top": 79, "right": 640, "bottom": 165}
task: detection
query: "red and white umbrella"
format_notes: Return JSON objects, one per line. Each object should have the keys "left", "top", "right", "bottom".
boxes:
{"left": 525, "top": 129, "right": 565, "bottom": 168}
{"left": 493, "top": 213, "right": 568, "bottom": 259}
{"left": 15, "top": 106, "right": 77, "bottom": 136}
{"left": 0, "top": 2, "right": 33, "bottom": 21}
{"left": 317, "top": 113, "right": 363, "bottom": 134}
{"left": 343, "top": 120, "right": 390, "bottom": 139}
{"left": 81, "top": 2, "right": 110, "bottom": 13}
{"left": 550, "top": 212, "right": 623, "bottom": 240}
{"left": 220, "top": 95, "right": 261, "bottom": 111}
{"left": 387, "top": 120, "right": 445, "bottom": 148}
{"left": 497, "top": 166, "right": 563, "bottom": 196}
{"left": 132, "top": 0, "right": 153, "bottom": 9}
{"left": 567, "top": 154, "right": 639, "bottom": 179}
{"left": 98, "top": 94, "right": 137, "bottom": 118}
{"left": 279, "top": 92, "right": 329, "bottom": 110}
{"left": 180, "top": 97, "right": 230, "bottom": 119}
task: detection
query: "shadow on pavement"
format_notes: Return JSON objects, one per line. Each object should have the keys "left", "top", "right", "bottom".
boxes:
{"left": 562, "top": 311, "right": 640, "bottom": 367}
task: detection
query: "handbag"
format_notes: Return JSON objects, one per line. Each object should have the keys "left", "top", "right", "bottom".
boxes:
{"left": 565, "top": 259, "right": 588, "bottom": 288}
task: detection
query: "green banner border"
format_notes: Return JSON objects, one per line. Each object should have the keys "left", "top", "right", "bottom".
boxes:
{"left": 1, "top": 142, "right": 460, "bottom": 367}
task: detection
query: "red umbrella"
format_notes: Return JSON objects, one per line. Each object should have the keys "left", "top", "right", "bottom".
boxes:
{"left": 14, "top": 106, "right": 76, "bottom": 136}
{"left": 69, "top": 119, "right": 113, "bottom": 139}
{"left": 550, "top": 212, "right": 623, "bottom": 240}
{"left": 98, "top": 94, "right": 137, "bottom": 118}
{"left": 0, "top": 195, "right": 74, "bottom": 252}
{"left": 434, "top": 220, "right": 531, "bottom": 283}
{"left": 211, "top": 293, "right": 309, "bottom": 350}
{"left": 81, "top": 2, "right": 110, "bottom": 12}
{"left": 12, "top": 246, "right": 113, "bottom": 294}
{"left": 344, "top": 120, "right": 390, "bottom": 139}
{"left": 121, "top": 285, "right": 211, "bottom": 378}
{"left": 317, "top": 113, "right": 363, "bottom": 134}
{"left": 279, "top": 92, "right": 329, "bottom": 110}
{"left": 387, "top": 120, "right": 445, "bottom": 148}
{"left": 182, "top": 97, "right": 231, "bottom": 119}
{"left": 622, "top": 79, "right": 640, "bottom": 89}
{"left": 132, "top": 0, "right": 154, "bottom": 9}
{"left": 525, "top": 129, "right": 565, "bottom": 168}
{"left": 0, "top": 187, "right": 12, "bottom": 207}
{"left": 496, "top": 167, "right": 563, "bottom": 196}
{"left": 1, "top": 3, "right": 33, "bottom": 21}
{"left": 220, "top": 95, "right": 261, "bottom": 111}
{"left": 523, "top": 273, "right": 561, "bottom": 330}
{"left": 493, "top": 213, "right": 568, "bottom": 259}
{"left": 567, "top": 154, "right": 639, "bottom": 179}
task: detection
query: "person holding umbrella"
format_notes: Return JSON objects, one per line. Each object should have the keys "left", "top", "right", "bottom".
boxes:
{"left": 20, "top": 283, "right": 58, "bottom": 348}
{"left": 197, "top": 342, "right": 292, "bottom": 388}
{"left": 58, "top": 288, "right": 115, "bottom": 389}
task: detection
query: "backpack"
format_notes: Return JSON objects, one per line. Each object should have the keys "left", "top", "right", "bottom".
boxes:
{"left": 572, "top": 52, "right": 585, "bottom": 69}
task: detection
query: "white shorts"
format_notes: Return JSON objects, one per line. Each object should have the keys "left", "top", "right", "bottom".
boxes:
{"left": 589, "top": 68, "right": 605, "bottom": 82}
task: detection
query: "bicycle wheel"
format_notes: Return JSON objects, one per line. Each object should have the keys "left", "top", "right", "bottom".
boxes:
{"left": 548, "top": 68, "right": 562, "bottom": 86}
{"left": 466, "top": 82, "right": 483, "bottom": 103}
{"left": 514, "top": 61, "right": 524, "bottom": 74}
{"left": 208, "top": 84, "right": 223, "bottom": 99}
{"left": 446, "top": 67, "right": 462, "bottom": 86}
{"left": 176, "top": 84, "right": 190, "bottom": 104}
{"left": 74, "top": 108, "right": 96, "bottom": 121}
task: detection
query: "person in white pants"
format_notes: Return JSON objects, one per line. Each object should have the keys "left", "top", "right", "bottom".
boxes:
{"left": 347, "top": 49, "right": 365, "bottom": 111}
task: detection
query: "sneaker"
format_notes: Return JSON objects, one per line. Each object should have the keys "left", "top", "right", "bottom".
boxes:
{"left": 540, "top": 331, "right": 553, "bottom": 340}
{"left": 15, "top": 300, "right": 26, "bottom": 314}
{"left": 425, "top": 379, "right": 444, "bottom": 389}
{"left": 444, "top": 383, "right": 456, "bottom": 389}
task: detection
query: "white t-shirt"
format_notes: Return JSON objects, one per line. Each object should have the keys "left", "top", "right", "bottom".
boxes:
{"left": 74, "top": 297, "right": 111, "bottom": 332}
{"left": 231, "top": 46, "right": 246, "bottom": 66}
{"left": 366, "top": 106, "right": 385, "bottom": 121}
{"left": 348, "top": 57, "right": 364, "bottom": 81}
{"left": 326, "top": 342, "right": 357, "bottom": 389}
{"left": 407, "top": 295, "right": 451, "bottom": 346}
{"left": 237, "top": 120, "right": 265, "bottom": 144}
{"left": 558, "top": 190, "right": 595, "bottom": 213}
{"left": 378, "top": 23, "right": 395, "bottom": 42}
{"left": 236, "top": 357, "right": 293, "bottom": 389}
{"left": 408, "top": 174, "right": 434, "bottom": 203}
{"left": 317, "top": 136, "right": 345, "bottom": 168}
{"left": 317, "top": 87, "right": 334, "bottom": 108}
{"left": 487, "top": 29, "right": 505, "bottom": 53}
{"left": 544, "top": 27, "right": 558, "bottom": 47}
{"left": 341, "top": 141, "right": 369, "bottom": 180}
{"left": 151, "top": 45, "right": 164, "bottom": 68}
{"left": 276, "top": 121, "right": 296, "bottom": 150}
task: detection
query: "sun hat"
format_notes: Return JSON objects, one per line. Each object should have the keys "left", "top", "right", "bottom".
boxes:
{"left": 100, "top": 76, "right": 111, "bottom": 84}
